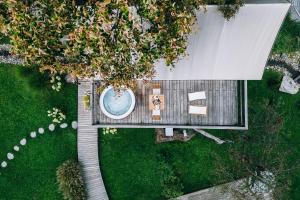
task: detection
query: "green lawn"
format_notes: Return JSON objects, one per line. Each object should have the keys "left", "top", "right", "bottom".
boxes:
{"left": 0, "top": 64, "right": 299, "bottom": 199}
{"left": 0, "top": 64, "right": 77, "bottom": 200}
{"left": 99, "top": 129, "right": 233, "bottom": 200}
{"left": 247, "top": 71, "right": 300, "bottom": 199}
{"left": 99, "top": 70, "right": 300, "bottom": 200}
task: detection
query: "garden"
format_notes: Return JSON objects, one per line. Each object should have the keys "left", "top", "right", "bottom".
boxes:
{"left": 0, "top": 0, "right": 299, "bottom": 199}
{"left": 99, "top": 70, "right": 300, "bottom": 200}
{"left": 0, "top": 64, "right": 78, "bottom": 199}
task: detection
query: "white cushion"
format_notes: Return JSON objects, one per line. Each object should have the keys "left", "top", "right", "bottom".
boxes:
{"left": 188, "top": 91, "right": 206, "bottom": 101}
{"left": 153, "top": 88, "right": 161, "bottom": 95}
{"left": 189, "top": 106, "right": 207, "bottom": 115}
{"left": 152, "top": 109, "right": 160, "bottom": 116}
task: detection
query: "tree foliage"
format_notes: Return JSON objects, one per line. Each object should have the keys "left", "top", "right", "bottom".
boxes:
{"left": 214, "top": 103, "right": 299, "bottom": 199}
{"left": 56, "top": 160, "right": 86, "bottom": 200}
{"left": 217, "top": 0, "right": 244, "bottom": 20}
{"left": 0, "top": 0, "right": 243, "bottom": 88}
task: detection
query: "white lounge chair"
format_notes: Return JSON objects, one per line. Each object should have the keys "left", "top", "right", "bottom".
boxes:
{"left": 189, "top": 106, "right": 207, "bottom": 115}
{"left": 188, "top": 91, "right": 206, "bottom": 101}
{"left": 165, "top": 128, "right": 174, "bottom": 137}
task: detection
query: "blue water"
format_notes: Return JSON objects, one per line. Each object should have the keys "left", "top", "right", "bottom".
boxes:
{"left": 103, "top": 88, "right": 132, "bottom": 116}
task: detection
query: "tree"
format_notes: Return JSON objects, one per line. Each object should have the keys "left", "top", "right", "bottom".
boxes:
{"left": 214, "top": 104, "right": 299, "bottom": 200}
{"left": 0, "top": 0, "right": 243, "bottom": 88}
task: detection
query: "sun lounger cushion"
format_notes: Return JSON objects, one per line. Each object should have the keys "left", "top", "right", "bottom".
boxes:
{"left": 189, "top": 106, "right": 207, "bottom": 115}
{"left": 153, "top": 88, "right": 161, "bottom": 95}
{"left": 188, "top": 91, "right": 206, "bottom": 101}
{"left": 152, "top": 109, "right": 160, "bottom": 116}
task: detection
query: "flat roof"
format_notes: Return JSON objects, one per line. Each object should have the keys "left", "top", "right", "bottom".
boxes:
{"left": 91, "top": 80, "right": 248, "bottom": 129}
{"left": 245, "top": 0, "right": 289, "bottom": 4}
{"left": 154, "top": 2, "right": 290, "bottom": 80}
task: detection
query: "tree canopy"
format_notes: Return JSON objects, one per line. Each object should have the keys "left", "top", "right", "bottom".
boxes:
{"left": 0, "top": 0, "right": 243, "bottom": 88}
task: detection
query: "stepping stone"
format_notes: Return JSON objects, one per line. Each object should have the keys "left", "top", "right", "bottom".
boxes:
{"left": 7, "top": 153, "right": 14, "bottom": 160}
{"left": 30, "top": 131, "right": 37, "bottom": 138}
{"left": 38, "top": 128, "right": 44, "bottom": 134}
{"left": 71, "top": 121, "right": 78, "bottom": 129}
{"left": 49, "top": 124, "right": 55, "bottom": 131}
{"left": 1, "top": 161, "right": 7, "bottom": 168}
{"left": 20, "top": 138, "right": 27, "bottom": 146}
{"left": 13, "top": 146, "right": 19, "bottom": 152}
{"left": 60, "top": 123, "right": 68, "bottom": 129}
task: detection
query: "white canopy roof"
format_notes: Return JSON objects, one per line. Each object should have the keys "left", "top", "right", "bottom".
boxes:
{"left": 154, "top": 0, "right": 290, "bottom": 80}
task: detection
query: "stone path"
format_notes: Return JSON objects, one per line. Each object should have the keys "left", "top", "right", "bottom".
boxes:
{"left": 77, "top": 81, "right": 109, "bottom": 200}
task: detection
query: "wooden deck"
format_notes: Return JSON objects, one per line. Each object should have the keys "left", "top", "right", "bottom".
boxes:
{"left": 78, "top": 81, "right": 109, "bottom": 200}
{"left": 92, "top": 80, "right": 247, "bottom": 129}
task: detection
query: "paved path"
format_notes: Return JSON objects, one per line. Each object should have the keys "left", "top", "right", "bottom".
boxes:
{"left": 77, "top": 81, "right": 109, "bottom": 200}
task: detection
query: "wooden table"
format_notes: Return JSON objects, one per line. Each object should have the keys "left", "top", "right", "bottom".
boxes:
{"left": 149, "top": 95, "right": 165, "bottom": 110}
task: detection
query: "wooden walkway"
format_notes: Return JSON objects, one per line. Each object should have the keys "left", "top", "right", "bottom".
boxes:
{"left": 92, "top": 80, "right": 247, "bottom": 129}
{"left": 77, "top": 81, "right": 109, "bottom": 200}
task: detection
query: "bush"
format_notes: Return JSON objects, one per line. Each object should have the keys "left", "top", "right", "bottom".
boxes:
{"left": 159, "top": 161, "right": 183, "bottom": 199}
{"left": 266, "top": 73, "right": 282, "bottom": 90}
{"left": 56, "top": 160, "right": 86, "bottom": 200}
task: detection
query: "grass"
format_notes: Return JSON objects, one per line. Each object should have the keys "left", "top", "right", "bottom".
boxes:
{"left": 272, "top": 14, "right": 300, "bottom": 54}
{"left": 99, "top": 70, "right": 300, "bottom": 200}
{"left": 99, "top": 129, "right": 233, "bottom": 200}
{"left": 247, "top": 70, "right": 300, "bottom": 199}
{"left": 0, "top": 64, "right": 77, "bottom": 200}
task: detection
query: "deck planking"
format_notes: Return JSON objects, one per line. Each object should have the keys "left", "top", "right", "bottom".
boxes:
{"left": 92, "top": 80, "right": 243, "bottom": 128}
{"left": 78, "top": 81, "right": 109, "bottom": 200}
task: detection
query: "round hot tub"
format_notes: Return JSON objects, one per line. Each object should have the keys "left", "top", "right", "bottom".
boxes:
{"left": 100, "top": 86, "right": 136, "bottom": 120}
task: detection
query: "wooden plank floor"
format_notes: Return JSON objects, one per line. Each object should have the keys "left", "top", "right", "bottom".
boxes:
{"left": 93, "top": 80, "right": 239, "bottom": 127}
{"left": 78, "top": 81, "right": 109, "bottom": 200}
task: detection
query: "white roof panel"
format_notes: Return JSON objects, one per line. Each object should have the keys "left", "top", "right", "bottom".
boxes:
{"left": 154, "top": 2, "right": 290, "bottom": 80}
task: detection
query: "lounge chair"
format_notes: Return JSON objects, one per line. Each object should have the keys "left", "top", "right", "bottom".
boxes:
{"left": 152, "top": 109, "right": 161, "bottom": 120}
{"left": 152, "top": 83, "right": 161, "bottom": 95}
{"left": 188, "top": 91, "right": 206, "bottom": 101}
{"left": 189, "top": 106, "right": 207, "bottom": 115}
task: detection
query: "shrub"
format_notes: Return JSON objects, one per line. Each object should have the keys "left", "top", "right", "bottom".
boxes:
{"left": 266, "top": 73, "right": 282, "bottom": 90}
{"left": 56, "top": 160, "right": 86, "bottom": 200}
{"left": 159, "top": 161, "right": 183, "bottom": 199}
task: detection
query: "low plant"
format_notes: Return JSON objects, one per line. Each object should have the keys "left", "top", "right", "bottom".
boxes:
{"left": 47, "top": 107, "right": 66, "bottom": 124}
{"left": 102, "top": 127, "right": 117, "bottom": 135}
{"left": 56, "top": 160, "right": 86, "bottom": 200}
{"left": 82, "top": 93, "right": 90, "bottom": 110}
{"left": 50, "top": 75, "right": 62, "bottom": 92}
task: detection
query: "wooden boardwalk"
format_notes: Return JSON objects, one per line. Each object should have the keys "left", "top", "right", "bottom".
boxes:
{"left": 78, "top": 81, "right": 109, "bottom": 200}
{"left": 92, "top": 80, "right": 247, "bottom": 129}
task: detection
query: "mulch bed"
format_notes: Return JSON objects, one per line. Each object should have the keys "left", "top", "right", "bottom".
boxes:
{"left": 155, "top": 128, "right": 195, "bottom": 143}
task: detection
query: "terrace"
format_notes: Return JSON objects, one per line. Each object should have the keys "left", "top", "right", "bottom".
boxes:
{"left": 91, "top": 80, "right": 248, "bottom": 129}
